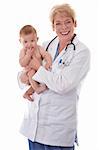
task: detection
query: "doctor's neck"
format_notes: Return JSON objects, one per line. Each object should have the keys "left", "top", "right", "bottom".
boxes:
{"left": 58, "top": 34, "right": 75, "bottom": 52}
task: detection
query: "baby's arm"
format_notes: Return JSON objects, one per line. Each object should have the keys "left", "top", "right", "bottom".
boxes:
{"left": 39, "top": 46, "right": 52, "bottom": 70}
{"left": 19, "top": 48, "right": 32, "bottom": 67}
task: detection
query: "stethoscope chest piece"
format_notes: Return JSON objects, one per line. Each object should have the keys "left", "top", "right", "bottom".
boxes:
{"left": 58, "top": 45, "right": 75, "bottom": 68}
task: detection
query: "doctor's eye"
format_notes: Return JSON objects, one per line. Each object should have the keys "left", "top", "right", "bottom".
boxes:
{"left": 66, "top": 21, "right": 71, "bottom": 24}
{"left": 65, "top": 20, "right": 72, "bottom": 26}
{"left": 55, "top": 22, "right": 61, "bottom": 26}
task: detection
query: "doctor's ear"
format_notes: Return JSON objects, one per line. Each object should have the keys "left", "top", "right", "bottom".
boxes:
{"left": 52, "top": 24, "right": 55, "bottom": 31}
{"left": 74, "top": 20, "right": 77, "bottom": 27}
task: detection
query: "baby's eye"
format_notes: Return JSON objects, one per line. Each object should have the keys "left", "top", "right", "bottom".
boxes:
{"left": 31, "top": 40, "right": 34, "bottom": 42}
{"left": 24, "top": 41, "right": 27, "bottom": 43}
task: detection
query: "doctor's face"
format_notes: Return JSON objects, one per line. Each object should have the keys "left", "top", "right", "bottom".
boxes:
{"left": 53, "top": 12, "right": 76, "bottom": 42}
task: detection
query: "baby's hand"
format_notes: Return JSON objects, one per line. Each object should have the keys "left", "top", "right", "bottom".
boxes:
{"left": 26, "top": 48, "right": 34, "bottom": 56}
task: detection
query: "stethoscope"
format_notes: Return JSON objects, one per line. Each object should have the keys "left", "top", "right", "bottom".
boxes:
{"left": 46, "top": 34, "right": 76, "bottom": 67}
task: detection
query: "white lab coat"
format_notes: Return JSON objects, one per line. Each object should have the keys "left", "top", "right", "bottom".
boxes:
{"left": 20, "top": 35, "right": 90, "bottom": 146}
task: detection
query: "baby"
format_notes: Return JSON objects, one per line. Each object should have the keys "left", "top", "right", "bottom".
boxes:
{"left": 19, "top": 25, "right": 52, "bottom": 101}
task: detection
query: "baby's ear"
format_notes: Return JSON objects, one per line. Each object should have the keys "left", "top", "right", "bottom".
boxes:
{"left": 37, "top": 37, "right": 39, "bottom": 41}
{"left": 19, "top": 38, "right": 21, "bottom": 43}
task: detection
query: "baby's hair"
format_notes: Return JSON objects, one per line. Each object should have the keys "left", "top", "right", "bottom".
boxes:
{"left": 19, "top": 25, "right": 37, "bottom": 37}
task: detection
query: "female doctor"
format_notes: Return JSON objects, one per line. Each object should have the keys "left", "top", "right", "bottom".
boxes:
{"left": 20, "top": 3, "right": 90, "bottom": 150}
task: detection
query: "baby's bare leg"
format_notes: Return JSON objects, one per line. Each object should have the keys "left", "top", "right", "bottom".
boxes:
{"left": 35, "top": 84, "right": 47, "bottom": 94}
{"left": 29, "top": 78, "right": 40, "bottom": 91}
{"left": 27, "top": 69, "right": 39, "bottom": 90}
{"left": 20, "top": 72, "right": 29, "bottom": 85}
{"left": 28, "top": 69, "right": 47, "bottom": 94}
{"left": 29, "top": 79, "right": 47, "bottom": 94}
{"left": 23, "top": 86, "right": 34, "bottom": 101}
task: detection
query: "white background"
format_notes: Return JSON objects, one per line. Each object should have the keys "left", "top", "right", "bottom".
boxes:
{"left": 0, "top": 0, "right": 98, "bottom": 150}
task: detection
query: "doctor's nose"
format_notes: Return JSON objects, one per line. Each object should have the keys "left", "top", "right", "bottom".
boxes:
{"left": 61, "top": 23, "right": 68, "bottom": 29}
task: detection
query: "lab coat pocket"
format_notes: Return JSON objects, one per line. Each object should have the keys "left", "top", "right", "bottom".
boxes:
{"left": 23, "top": 93, "right": 41, "bottom": 119}
{"left": 24, "top": 101, "right": 35, "bottom": 119}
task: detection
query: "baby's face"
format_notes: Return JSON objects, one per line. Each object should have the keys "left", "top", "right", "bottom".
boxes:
{"left": 20, "top": 33, "right": 38, "bottom": 50}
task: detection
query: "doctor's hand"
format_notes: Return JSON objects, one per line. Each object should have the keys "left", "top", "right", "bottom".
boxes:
{"left": 45, "top": 63, "right": 52, "bottom": 70}
{"left": 29, "top": 56, "right": 41, "bottom": 71}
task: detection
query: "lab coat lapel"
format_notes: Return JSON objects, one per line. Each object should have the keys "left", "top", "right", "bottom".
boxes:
{"left": 52, "top": 48, "right": 66, "bottom": 65}
{"left": 48, "top": 37, "right": 65, "bottom": 66}
{"left": 47, "top": 37, "right": 59, "bottom": 61}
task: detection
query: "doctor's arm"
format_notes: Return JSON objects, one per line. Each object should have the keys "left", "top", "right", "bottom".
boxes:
{"left": 32, "top": 49, "right": 90, "bottom": 94}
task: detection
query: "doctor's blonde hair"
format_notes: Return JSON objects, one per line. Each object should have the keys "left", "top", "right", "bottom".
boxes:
{"left": 49, "top": 3, "right": 76, "bottom": 25}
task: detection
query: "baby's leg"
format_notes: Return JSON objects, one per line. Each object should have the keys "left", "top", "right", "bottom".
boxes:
{"left": 28, "top": 69, "right": 39, "bottom": 90}
{"left": 23, "top": 86, "right": 34, "bottom": 101}
{"left": 28, "top": 69, "right": 47, "bottom": 94}
{"left": 35, "top": 84, "right": 47, "bottom": 94}
{"left": 20, "top": 72, "right": 29, "bottom": 85}
{"left": 29, "top": 79, "right": 47, "bottom": 94}
{"left": 29, "top": 78, "right": 40, "bottom": 91}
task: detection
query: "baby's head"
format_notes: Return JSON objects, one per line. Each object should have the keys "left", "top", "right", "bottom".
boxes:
{"left": 19, "top": 25, "right": 38, "bottom": 50}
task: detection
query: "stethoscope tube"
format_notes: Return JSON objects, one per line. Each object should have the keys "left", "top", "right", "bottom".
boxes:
{"left": 46, "top": 36, "right": 57, "bottom": 51}
{"left": 46, "top": 34, "right": 76, "bottom": 52}
{"left": 65, "top": 34, "right": 76, "bottom": 51}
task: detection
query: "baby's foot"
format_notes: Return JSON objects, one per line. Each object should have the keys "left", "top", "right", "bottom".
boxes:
{"left": 23, "top": 93, "right": 33, "bottom": 101}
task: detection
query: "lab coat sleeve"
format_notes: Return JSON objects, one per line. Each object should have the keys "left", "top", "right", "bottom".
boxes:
{"left": 32, "top": 49, "right": 90, "bottom": 94}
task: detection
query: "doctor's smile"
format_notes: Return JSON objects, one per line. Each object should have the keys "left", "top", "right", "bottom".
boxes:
{"left": 60, "top": 31, "right": 70, "bottom": 36}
